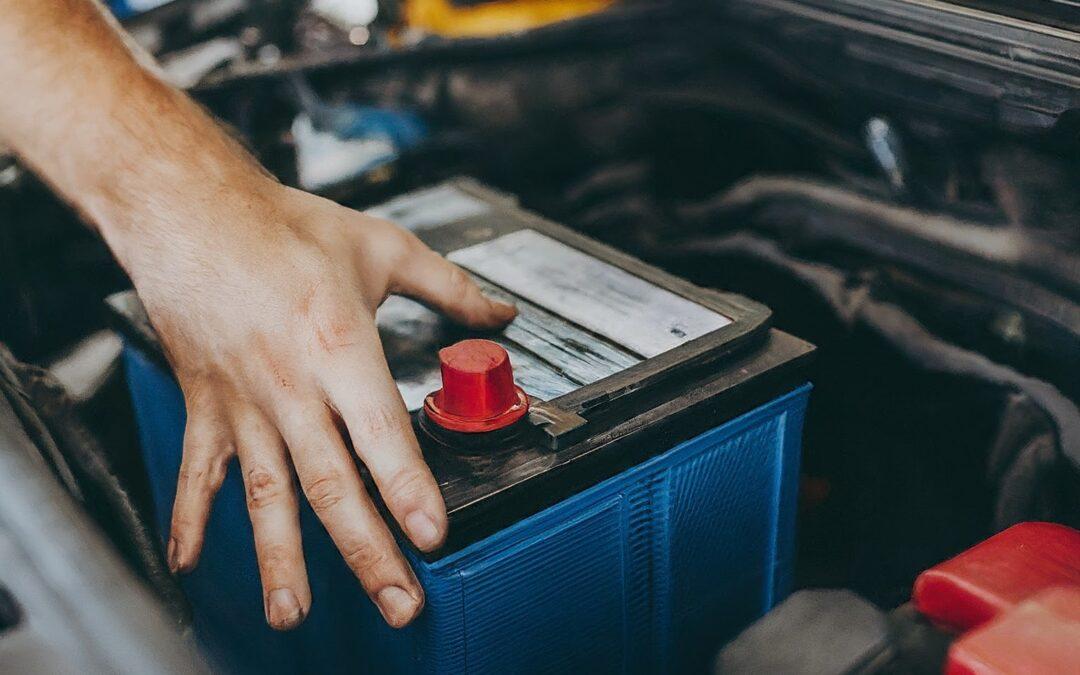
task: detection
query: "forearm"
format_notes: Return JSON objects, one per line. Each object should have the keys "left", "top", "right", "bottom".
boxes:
{"left": 0, "top": 1, "right": 523, "bottom": 632}
{"left": 0, "top": 0, "right": 272, "bottom": 273}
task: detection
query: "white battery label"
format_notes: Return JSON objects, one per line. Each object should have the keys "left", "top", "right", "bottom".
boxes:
{"left": 377, "top": 277, "right": 641, "bottom": 411}
{"left": 448, "top": 229, "right": 732, "bottom": 358}
{"left": 366, "top": 185, "right": 491, "bottom": 231}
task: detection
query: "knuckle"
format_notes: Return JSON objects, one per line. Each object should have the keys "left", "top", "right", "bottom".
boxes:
{"left": 392, "top": 229, "right": 424, "bottom": 262}
{"left": 177, "top": 464, "right": 209, "bottom": 491}
{"left": 445, "top": 266, "right": 474, "bottom": 304}
{"left": 374, "top": 229, "right": 417, "bottom": 273}
{"left": 169, "top": 512, "right": 196, "bottom": 534}
{"left": 352, "top": 403, "right": 411, "bottom": 443}
{"left": 245, "top": 467, "right": 286, "bottom": 510}
{"left": 183, "top": 417, "right": 233, "bottom": 455}
{"left": 364, "top": 213, "right": 399, "bottom": 232}
{"left": 384, "top": 469, "right": 431, "bottom": 506}
{"left": 180, "top": 456, "right": 230, "bottom": 494}
{"left": 304, "top": 473, "right": 345, "bottom": 513}
{"left": 342, "top": 539, "right": 393, "bottom": 577}
{"left": 311, "top": 315, "right": 361, "bottom": 356}
{"left": 181, "top": 380, "right": 216, "bottom": 412}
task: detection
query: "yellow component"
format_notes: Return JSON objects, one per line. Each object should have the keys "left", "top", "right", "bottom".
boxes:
{"left": 404, "top": 0, "right": 616, "bottom": 38}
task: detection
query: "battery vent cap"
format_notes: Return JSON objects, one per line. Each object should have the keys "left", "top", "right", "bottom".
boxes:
{"left": 423, "top": 339, "right": 529, "bottom": 433}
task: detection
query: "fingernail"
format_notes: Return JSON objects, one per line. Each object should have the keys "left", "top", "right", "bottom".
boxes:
{"left": 405, "top": 511, "right": 442, "bottom": 551}
{"left": 376, "top": 586, "right": 421, "bottom": 628}
{"left": 166, "top": 537, "right": 182, "bottom": 573}
{"left": 266, "top": 588, "right": 304, "bottom": 631}
{"left": 494, "top": 300, "right": 516, "bottom": 316}
{"left": 483, "top": 294, "right": 516, "bottom": 316}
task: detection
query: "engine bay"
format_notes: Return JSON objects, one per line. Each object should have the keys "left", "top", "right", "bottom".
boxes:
{"left": 0, "top": 1, "right": 1078, "bottom": 672}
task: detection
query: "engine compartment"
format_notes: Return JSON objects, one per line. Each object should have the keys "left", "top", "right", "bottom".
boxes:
{"left": 1, "top": 0, "right": 1078, "bottom": 664}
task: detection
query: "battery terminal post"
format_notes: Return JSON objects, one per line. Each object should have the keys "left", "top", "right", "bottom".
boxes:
{"left": 423, "top": 339, "right": 529, "bottom": 433}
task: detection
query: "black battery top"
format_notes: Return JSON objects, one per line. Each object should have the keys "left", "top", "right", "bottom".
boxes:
{"left": 109, "top": 178, "right": 814, "bottom": 555}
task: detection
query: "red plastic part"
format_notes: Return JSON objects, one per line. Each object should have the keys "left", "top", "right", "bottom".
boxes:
{"left": 945, "top": 587, "right": 1080, "bottom": 675}
{"left": 423, "top": 339, "right": 529, "bottom": 433}
{"left": 913, "top": 522, "right": 1080, "bottom": 632}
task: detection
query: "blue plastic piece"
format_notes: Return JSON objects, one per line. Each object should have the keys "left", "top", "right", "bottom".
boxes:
{"left": 327, "top": 106, "right": 428, "bottom": 148}
{"left": 107, "top": 0, "right": 134, "bottom": 18}
{"left": 108, "top": 0, "right": 170, "bottom": 19}
{"left": 123, "top": 345, "right": 809, "bottom": 674}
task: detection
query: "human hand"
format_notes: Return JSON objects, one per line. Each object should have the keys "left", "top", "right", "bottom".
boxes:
{"left": 125, "top": 180, "right": 515, "bottom": 630}
{"left": 0, "top": 0, "right": 517, "bottom": 635}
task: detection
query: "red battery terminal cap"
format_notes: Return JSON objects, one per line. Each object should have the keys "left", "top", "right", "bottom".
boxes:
{"left": 423, "top": 339, "right": 529, "bottom": 433}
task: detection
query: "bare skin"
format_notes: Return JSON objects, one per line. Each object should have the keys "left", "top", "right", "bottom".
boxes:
{"left": 0, "top": 0, "right": 515, "bottom": 630}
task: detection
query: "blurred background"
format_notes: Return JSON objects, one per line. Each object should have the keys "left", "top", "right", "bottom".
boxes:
{"left": 1, "top": 0, "right": 1078, "bottom": 659}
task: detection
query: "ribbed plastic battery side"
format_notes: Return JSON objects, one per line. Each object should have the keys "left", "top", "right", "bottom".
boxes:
{"left": 350, "top": 385, "right": 810, "bottom": 674}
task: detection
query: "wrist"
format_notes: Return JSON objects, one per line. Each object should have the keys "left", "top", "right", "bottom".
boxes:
{"left": 78, "top": 81, "right": 276, "bottom": 245}
{"left": 93, "top": 159, "right": 285, "bottom": 282}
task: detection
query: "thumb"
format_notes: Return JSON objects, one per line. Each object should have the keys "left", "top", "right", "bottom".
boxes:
{"left": 391, "top": 247, "right": 517, "bottom": 329}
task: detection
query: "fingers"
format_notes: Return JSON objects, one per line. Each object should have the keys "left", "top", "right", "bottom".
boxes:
{"left": 320, "top": 341, "right": 447, "bottom": 554}
{"left": 233, "top": 403, "right": 311, "bottom": 631}
{"left": 391, "top": 245, "right": 516, "bottom": 329}
{"left": 278, "top": 400, "right": 425, "bottom": 628}
{"left": 168, "top": 392, "right": 232, "bottom": 574}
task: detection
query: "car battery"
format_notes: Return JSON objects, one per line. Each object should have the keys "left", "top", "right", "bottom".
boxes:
{"left": 109, "top": 178, "right": 814, "bottom": 675}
